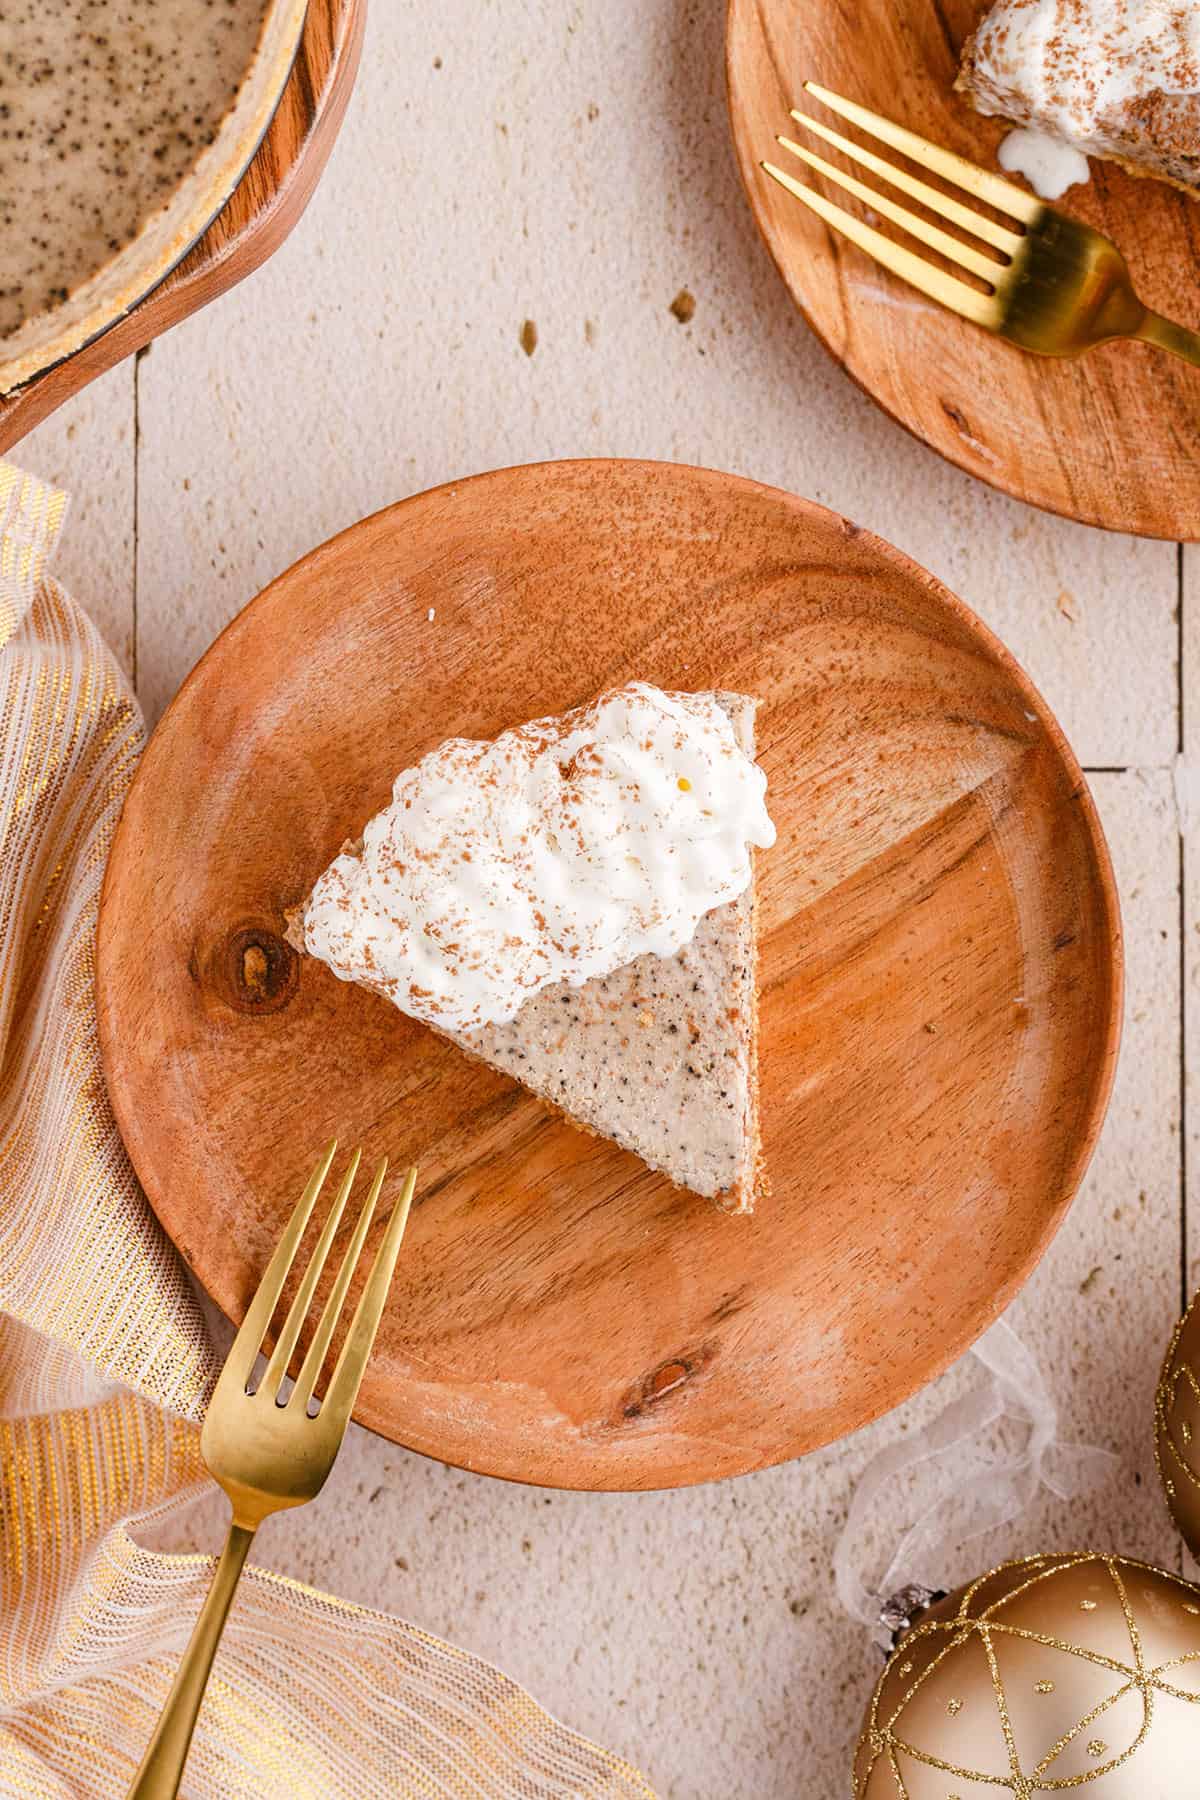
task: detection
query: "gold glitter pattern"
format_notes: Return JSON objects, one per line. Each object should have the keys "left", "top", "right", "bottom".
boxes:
{"left": 853, "top": 1553, "right": 1200, "bottom": 1796}
{"left": 0, "top": 463, "right": 657, "bottom": 1798}
{"left": 1156, "top": 1289, "right": 1200, "bottom": 1557}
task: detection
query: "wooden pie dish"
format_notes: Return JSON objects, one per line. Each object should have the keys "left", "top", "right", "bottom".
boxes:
{"left": 0, "top": 0, "right": 364, "bottom": 453}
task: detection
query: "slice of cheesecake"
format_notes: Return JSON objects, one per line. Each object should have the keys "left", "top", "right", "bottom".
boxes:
{"left": 448, "top": 695, "right": 765, "bottom": 1212}
{"left": 289, "top": 686, "right": 772, "bottom": 1212}
{"left": 957, "top": 0, "right": 1200, "bottom": 197}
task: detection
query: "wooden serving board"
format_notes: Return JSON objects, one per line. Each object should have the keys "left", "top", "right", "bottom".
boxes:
{"left": 0, "top": 0, "right": 364, "bottom": 454}
{"left": 96, "top": 460, "right": 1121, "bottom": 1490}
{"left": 727, "top": 0, "right": 1200, "bottom": 540}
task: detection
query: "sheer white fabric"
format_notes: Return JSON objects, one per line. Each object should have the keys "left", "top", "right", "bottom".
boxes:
{"left": 834, "top": 1316, "right": 1119, "bottom": 1641}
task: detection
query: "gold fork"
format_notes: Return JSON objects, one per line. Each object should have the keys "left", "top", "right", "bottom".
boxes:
{"left": 126, "top": 1142, "right": 418, "bottom": 1800}
{"left": 762, "top": 82, "right": 1200, "bottom": 368}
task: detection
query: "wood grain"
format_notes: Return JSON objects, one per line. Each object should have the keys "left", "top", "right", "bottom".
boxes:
{"left": 95, "top": 459, "right": 1122, "bottom": 1489}
{"left": 0, "top": 0, "right": 364, "bottom": 455}
{"left": 726, "top": 0, "right": 1200, "bottom": 540}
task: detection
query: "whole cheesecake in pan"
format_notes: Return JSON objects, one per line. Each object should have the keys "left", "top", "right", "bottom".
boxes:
{"left": 0, "top": 0, "right": 306, "bottom": 392}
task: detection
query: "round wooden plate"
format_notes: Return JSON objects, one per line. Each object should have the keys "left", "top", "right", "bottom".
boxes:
{"left": 0, "top": 0, "right": 364, "bottom": 455}
{"left": 726, "top": 0, "right": 1200, "bottom": 540}
{"left": 96, "top": 459, "right": 1122, "bottom": 1490}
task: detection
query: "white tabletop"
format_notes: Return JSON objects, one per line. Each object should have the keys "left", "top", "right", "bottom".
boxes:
{"left": 22, "top": 4, "right": 1191, "bottom": 1792}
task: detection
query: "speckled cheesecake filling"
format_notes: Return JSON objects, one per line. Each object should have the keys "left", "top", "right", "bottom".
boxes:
{"left": 1, "top": 0, "right": 271, "bottom": 338}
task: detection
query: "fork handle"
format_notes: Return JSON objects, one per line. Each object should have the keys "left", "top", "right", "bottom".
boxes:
{"left": 1135, "top": 310, "right": 1200, "bottom": 369}
{"left": 125, "top": 1522, "right": 256, "bottom": 1799}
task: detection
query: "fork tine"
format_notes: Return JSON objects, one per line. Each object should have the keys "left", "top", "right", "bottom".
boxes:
{"left": 761, "top": 161, "right": 1000, "bottom": 327}
{"left": 787, "top": 112, "right": 1024, "bottom": 256}
{"left": 289, "top": 1154, "right": 388, "bottom": 1410}
{"left": 260, "top": 1147, "right": 362, "bottom": 1402}
{"left": 803, "top": 82, "right": 1042, "bottom": 224}
{"left": 777, "top": 136, "right": 1005, "bottom": 281}
{"left": 322, "top": 1165, "right": 418, "bottom": 1420}
{"left": 225, "top": 1139, "right": 338, "bottom": 1390}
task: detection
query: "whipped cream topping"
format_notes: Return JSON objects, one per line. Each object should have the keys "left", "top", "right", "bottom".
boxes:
{"left": 972, "top": 0, "right": 1200, "bottom": 158}
{"left": 302, "top": 682, "right": 776, "bottom": 1032}
{"left": 998, "top": 126, "right": 1091, "bottom": 198}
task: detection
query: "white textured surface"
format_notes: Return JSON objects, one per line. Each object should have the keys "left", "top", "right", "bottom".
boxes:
{"left": 18, "top": 3, "right": 1191, "bottom": 1794}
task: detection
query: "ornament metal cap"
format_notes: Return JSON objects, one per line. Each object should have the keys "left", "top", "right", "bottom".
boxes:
{"left": 877, "top": 1583, "right": 946, "bottom": 1652}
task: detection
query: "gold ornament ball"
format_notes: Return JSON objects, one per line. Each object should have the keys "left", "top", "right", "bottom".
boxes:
{"left": 853, "top": 1552, "right": 1200, "bottom": 1796}
{"left": 1157, "top": 1291, "right": 1200, "bottom": 1555}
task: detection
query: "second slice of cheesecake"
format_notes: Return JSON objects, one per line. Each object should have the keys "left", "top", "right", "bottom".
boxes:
{"left": 957, "top": 0, "right": 1200, "bottom": 196}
